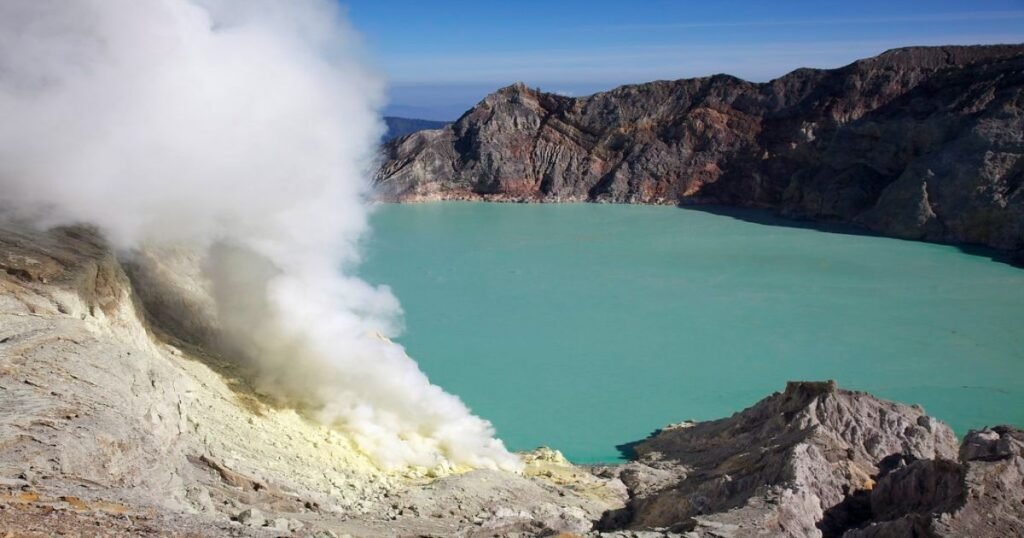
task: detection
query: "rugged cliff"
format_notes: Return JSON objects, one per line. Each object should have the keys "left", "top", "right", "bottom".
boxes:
{"left": 595, "top": 381, "right": 1024, "bottom": 537}
{"left": 376, "top": 45, "right": 1024, "bottom": 260}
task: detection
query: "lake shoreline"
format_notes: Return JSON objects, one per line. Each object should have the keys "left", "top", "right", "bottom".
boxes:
{"left": 372, "top": 196, "right": 1024, "bottom": 269}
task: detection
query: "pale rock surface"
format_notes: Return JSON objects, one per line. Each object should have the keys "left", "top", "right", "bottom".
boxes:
{"left": 594, "top": 381, "right": 960, "bottom": 537}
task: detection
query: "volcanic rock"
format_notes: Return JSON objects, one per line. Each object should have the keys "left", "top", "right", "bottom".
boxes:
{"left": 845, "top": 426, "right": 1024, "bottom": 537}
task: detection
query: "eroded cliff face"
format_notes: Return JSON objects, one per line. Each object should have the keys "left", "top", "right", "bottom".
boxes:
{"left": 376, "top": 45, "right": 1024, "bottom": 259}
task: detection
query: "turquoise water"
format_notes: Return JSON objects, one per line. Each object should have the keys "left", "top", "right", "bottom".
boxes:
{"left": 359, "top": 202, "right": 1024, "bottom": 463}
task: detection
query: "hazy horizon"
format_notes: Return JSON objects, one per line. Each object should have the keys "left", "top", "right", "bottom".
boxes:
{"left": 345, "top": 0, "right": 1024, "bottom": 120}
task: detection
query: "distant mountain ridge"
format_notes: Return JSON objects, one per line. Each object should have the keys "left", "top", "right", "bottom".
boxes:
{"left": 376, "top": 44, "right": 1024, "bottom": 262}
{"left": 382, "top": 116, "right": 449, "bottom": 142}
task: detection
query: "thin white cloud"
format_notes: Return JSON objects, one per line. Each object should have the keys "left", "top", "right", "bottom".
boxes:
{"left": 576, "top": 10, "right": 1024, "bottom": 32}
{"left": 384, "top": 34, "right": 1024, "bottom": 86}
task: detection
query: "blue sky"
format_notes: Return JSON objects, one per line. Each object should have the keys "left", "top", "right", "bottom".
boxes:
{"left": 343, "top": 0, "right": 1024, "bottom": 120}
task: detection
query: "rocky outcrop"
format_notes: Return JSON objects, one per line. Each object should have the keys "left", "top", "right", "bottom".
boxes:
{"left": 593, "top": 381, "right": 960, "bottom": 536}
{"left": 376, "top": 45, "right": 1024, "bottom": 260}
{"left": 845, "top": 425, "right": 1024, "bottom": 537}
{"left": 593, "top": 382, "right": 1024, "bottom": 538}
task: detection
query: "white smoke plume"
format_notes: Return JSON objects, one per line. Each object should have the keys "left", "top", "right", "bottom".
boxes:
{"left": 0, "top": 0, "right": 520, "bottom": 471}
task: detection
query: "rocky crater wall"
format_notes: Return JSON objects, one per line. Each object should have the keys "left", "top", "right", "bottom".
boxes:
{"left": 376, "top": 45, "right": 1024, "bottom": 262}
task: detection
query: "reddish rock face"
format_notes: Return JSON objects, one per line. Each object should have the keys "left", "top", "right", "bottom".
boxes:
{"left": 376, "top": 45, "right": 1024, "bottom": 259}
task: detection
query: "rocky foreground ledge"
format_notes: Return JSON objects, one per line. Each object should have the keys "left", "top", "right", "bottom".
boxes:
{"left": 595, "top": 381, "right": 1024, "bottom": 537}
{"left": 1, "top": 225, "right": 1022, "bottom": 537}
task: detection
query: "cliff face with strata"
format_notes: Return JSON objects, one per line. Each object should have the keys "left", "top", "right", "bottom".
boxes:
{"left": 376, "top": 45, "right": 1024, "bottom": 259}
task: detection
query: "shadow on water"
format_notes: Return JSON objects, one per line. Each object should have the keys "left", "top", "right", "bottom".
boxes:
{"left": 613, "top": 425, "right": 675, "bottom": 461}
{"left": 615, "top": 439, "right": 641, "bottom": 461}
{"left": 677, "top": 204, "right": 1023, "bottom": 269}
